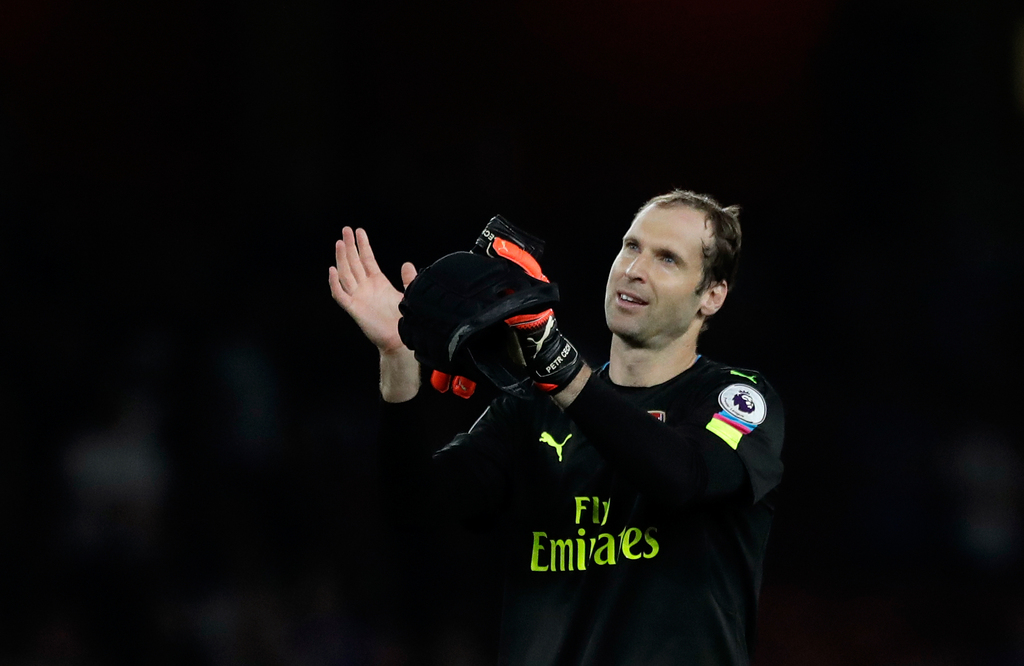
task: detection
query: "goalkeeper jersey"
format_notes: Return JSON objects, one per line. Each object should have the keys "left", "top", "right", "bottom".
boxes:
{"left": 380, "top": 355, "right": 785, "bottom": 665}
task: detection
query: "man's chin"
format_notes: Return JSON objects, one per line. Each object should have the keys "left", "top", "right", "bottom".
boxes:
{"left": 606, "top": 317, "right": 646, "bottom": 347}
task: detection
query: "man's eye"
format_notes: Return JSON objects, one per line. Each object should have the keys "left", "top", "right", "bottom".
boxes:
{"left": 624, "top": 241, "right": 639, "bottom": 251}
{"left": 661, "top": 255, "right": 676, "bottom": 264}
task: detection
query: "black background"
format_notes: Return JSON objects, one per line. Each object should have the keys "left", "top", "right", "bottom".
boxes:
{"left": 2, "top": 0, "right": 1023, "bottom": 663}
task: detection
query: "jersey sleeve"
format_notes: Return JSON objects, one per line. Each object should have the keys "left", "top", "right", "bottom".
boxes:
{"left": 564, "top": 379, "right": 716, "bottom": 510}
{"left": 564, "top": 370, "right": 784, "bottom": 508}
{"left": 685, "top": 374, "right": 785, "bottom": 504}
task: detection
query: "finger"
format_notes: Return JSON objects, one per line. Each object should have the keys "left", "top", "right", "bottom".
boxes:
{"left": 328, "top": 267, "right": 353, "bottom": 308}
{"left": 343, "top": 226, "right": 366, "bottom": 281}
{"left": 355, "top": 228, "right": 381, "bottom": 276}
{"left": 335, "top": 239, "right": 357, "bottom": 293}
{"left": 400, "top": 262, "right": 417, "bottom": 290}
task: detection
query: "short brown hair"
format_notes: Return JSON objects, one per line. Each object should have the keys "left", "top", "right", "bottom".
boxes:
{"left": 637, "top": 189, "right": 742, "bottom": 294}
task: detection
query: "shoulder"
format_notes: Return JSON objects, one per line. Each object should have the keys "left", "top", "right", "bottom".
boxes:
{"left": 694, "top": 357, "right": 778, "bottom": 394}
{"left": 690, "top": 357, "right": 782, "bottom": 419}
{"left": 692, "top": 354, "right": 778, "bottom": 407}
{"left": 693, "top": 356, "right": 759, "bottom": 381}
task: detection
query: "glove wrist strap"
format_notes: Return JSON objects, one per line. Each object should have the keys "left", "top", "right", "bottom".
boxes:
{"left": 507, "top": 311, "right": 584, "bottom": 394}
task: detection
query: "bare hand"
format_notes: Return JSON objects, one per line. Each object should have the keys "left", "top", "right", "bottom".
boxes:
{"left": 329, "top": 227, "right": 417, "bottom": 354}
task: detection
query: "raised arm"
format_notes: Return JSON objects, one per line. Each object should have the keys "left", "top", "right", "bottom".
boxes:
{"left": 328, "top": 226, "right": 420, "bottom": 402}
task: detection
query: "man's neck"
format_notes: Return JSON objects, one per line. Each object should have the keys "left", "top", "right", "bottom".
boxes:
{"left": 607, "top": 333, "right": 700, "bottom": 387}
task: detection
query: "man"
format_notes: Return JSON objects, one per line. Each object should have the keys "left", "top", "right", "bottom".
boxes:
{"left": 329, "top": 190, "right": 784, "bottom": 665}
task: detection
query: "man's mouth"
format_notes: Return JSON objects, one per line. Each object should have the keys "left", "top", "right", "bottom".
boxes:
{"left": 617, "top": 291, "right": 648, "bottom": 306}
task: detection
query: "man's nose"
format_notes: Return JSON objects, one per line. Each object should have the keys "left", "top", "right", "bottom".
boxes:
{"left": 624, "top": 255, "right": 647, "bottom": 281}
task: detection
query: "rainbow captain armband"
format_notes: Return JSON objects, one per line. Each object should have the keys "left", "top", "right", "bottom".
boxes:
{"left": 706, "top": 412, "right": 756, "bottom": 449}
{"left": 705, "top": 383, "right": 767, "bottom": 450}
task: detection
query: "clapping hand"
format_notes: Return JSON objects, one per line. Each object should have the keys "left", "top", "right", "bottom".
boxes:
{"left": 329, "top": 226, "right": 416, "bottom": 355}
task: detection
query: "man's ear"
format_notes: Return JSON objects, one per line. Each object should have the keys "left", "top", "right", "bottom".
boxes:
{"left": 699, "top": 281, "right": 728, "bottom": 317}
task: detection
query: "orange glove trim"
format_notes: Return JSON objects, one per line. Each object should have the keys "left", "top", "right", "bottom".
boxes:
{"left": 430, "top": 370, "right": 451, "bottom": 393}
{"left": 505, "top": 308, "right": 554, "bottom": 329}
{"left": 431, "top": 370, "right": 476, "bottom": 398}
{"left": 492, "top": 237, "right": 549, "bottom": 283}
{"left": 452, "top": 375, "right": 477, "bottom": 398}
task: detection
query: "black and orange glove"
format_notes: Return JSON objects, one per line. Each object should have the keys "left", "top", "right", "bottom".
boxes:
{"left": 398, "top": 215, "right": 572, "bottom": 399}
{"left": 487, "top": 240, "right": 584, "bottom": 394}
{"left": 425, "top": 216, "right": 547, "bottom": 398}
{"left": 397, "top": 248, "right": 559, "bottom": 399}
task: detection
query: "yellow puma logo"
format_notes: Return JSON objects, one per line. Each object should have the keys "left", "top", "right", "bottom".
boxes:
{"left": 539, "top": 431, "right": 572, "bottom": 462}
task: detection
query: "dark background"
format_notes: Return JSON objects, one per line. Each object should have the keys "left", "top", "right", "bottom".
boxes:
{"left": 2, "top": 0, "right": 1023, "bottom": 663}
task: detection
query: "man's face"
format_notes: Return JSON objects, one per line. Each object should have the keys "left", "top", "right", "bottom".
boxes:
{"left": 604, "top": 204, "right": 724, "bottom": 349}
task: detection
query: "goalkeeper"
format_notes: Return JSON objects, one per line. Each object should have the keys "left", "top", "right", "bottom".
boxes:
{"left": 328, "top": 190, "right": 784, "bottom": 666}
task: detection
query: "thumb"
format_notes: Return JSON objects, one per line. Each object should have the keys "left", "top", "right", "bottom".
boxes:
{"left": 401, "top": 262, "right": 417, "bottom": 289}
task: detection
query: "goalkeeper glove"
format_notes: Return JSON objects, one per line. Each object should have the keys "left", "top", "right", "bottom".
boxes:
{"left": 489, "top": 240, "right": 584, "bottom": 394}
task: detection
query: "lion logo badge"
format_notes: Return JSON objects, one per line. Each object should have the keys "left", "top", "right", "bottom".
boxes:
{"left": 718, "top": 384, "right": 767, "bottom": 425}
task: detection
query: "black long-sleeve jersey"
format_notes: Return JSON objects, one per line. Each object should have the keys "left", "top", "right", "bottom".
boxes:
{"left": 379, "top": 355, "right": 784, "bottom": 665}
